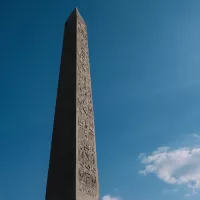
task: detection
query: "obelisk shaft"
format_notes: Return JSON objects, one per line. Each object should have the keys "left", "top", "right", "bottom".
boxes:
{"left": 45, "top": 8, "right": 99, "bottom": 200}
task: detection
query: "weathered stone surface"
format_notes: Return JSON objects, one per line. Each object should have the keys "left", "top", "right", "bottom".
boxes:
{"left": 45, "top": 8, "right": 99, "bottom": 200}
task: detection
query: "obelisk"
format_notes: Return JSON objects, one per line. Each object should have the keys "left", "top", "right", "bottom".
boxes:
{"left": 45, "top": 8, "right": 99, "bottom": 200}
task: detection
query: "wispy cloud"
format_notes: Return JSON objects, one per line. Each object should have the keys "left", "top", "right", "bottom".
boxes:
{"left": 192, "top": 133, "right": 200, "bottom": 141}
{"left": 161, "top": 188, "right": 179, "bottom": 195}
{"left": 172, "top": 188, "right": 179, "bottom": 192}
{"left": 102, "top": 195, "right": 122, "bottom": 200}
{"left": 138, "top": 146, "right": 200, "bottom": 197}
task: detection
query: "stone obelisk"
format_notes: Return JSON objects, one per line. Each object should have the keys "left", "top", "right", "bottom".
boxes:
{"left": 45, "top": 8, "right": 99, "bottom": 200}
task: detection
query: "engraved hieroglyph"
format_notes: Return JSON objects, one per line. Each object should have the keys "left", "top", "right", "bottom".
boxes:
{"left": 76, "top": 14, "right": 99, "bottom": 199}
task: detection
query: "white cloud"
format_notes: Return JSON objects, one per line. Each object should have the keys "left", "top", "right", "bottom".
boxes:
{"left": 139, "top": 146, "right": 200, "bottom": 196}
{"left": 102, "top": 195, "right": 121, "bottom": 200}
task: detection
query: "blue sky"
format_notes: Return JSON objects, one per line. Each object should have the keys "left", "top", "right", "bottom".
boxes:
{"left": 1, "top": 0, "right": 200, "bottom": 199}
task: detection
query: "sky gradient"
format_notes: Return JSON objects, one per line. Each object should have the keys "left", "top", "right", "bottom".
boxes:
{"left": 1, "top": 0, "right": 200, "bottom": 200}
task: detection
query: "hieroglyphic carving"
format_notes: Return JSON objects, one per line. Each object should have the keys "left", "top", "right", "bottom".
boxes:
{"left": 76, "top": 16, "right": 98, "bottom": 197}
{"left": 79, "top": 182, "right": 97, "bottom": 197}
